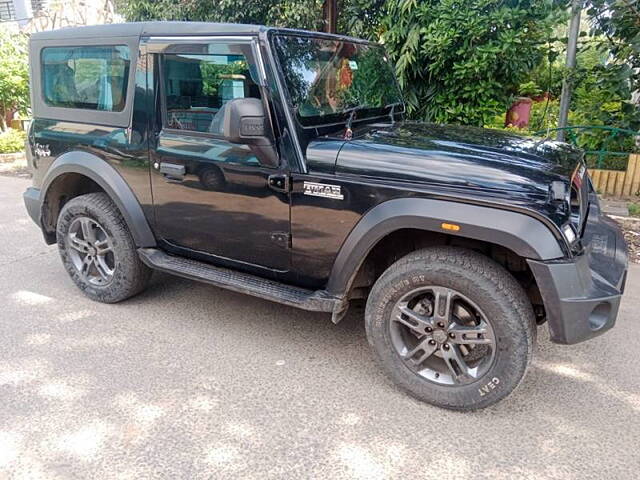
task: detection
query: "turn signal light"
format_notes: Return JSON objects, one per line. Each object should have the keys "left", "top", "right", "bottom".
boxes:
{"left": 441, "top": 223, "right": 461, "bottom": 232}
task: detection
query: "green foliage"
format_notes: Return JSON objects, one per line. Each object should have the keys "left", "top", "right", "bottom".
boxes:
{"left": 485, "top": 98, "right": 560, "bottom": 132}
{"left": 274, "top": 35, "right": 401, "bottom": 118}
{"left": 562, "top": 2, "right": 640, "bottom": 163}
{"left": 0, "top": 128, "right": 26, "bottom": 154}
{"left": 587, "top": 0, "right": 640, "bottom": 92}
{"left": 338, "top": 0, "right": 386, "bottom": 39}
{"left": 116, "top": 0, "right": 386, "bottom": 35}
{"left": 518, "top": 81, "right": 543, "bottom": 97}
{"left": 526, "top": 44, "right": 565, "bottom": 98}
{"left": 492, "top": 32, "right": 639, "bottom": 168}
{"left": 629, "top": 203, "right": 640, "bottom": 217}
{"left": 0, "top": 30, "right": 30, "bottom": 132}
{"left": 528, "top": 98, "right": 560, "bottom": 132}
{"left": 381, "top": 0, "right": 561, "bottom": 126}
{"left": 571, "top": 40, "right": 640, "bottom": 134}
{"left": 200, "top": 61, "right": 248, "bottom": 98}
{"left": 116, "top": 0, "right": 324, "bottom": 30}
{"left": 337, "top": 48, "right": 401, "bottom": 109}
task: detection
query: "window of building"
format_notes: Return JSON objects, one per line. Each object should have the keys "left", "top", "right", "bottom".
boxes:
{"left": 31, "top": 0, "right": 46, "bottom": 14}
{"left": 41, "top": 45, "right": 131, "bottom": 112}
{"left": 0, "top": 1, "right": 16, "bottom": 21}
{"left": 162, "top": 46, "right": 261, "bottom": 134}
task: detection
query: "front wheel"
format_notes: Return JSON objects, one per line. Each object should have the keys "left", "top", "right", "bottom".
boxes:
{"left": 365, "top": 247, "right": 536, "bottom": 410}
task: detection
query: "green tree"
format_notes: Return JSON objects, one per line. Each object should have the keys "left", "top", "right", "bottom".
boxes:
{"left": 338, "top": 0, "right": 386, "bottom": 38}
{"left": 116, "top": 0, "right": 324, "bottom": 31}
{"left": 586, "top": 1, "right": 640, "bottom": 130}
{"left": 0, "top": 30, "right": 30, "bottom": 132}
{"left": 588, "top": 0, "right": 639, "bottom": 86}
{"left": 571, "top": 39, "right": 639, "bottom": 130}
{"left": 116, "top": 0, "right": 388, "bottom": 37}
{"left": 381, "top": 0, "right": 562, "bottom": 126}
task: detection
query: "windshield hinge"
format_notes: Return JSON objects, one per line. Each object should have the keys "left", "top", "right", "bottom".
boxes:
{"left": 344, "top": 108, "right": 358, "bottom": 140}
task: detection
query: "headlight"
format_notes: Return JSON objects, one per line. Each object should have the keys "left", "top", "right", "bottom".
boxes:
{"left": 562, "top": 224, "right": 577, "bottom": 244}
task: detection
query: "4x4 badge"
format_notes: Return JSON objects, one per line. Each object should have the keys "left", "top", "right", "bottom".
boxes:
{"left": 34, "top": 143, "right": 51, "bottom": 158}
{"left": 303, "top": 182, "right": 344, "bottom": 200}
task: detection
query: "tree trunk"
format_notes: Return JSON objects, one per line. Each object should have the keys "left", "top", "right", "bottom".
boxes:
{"left": 0, "top": 106, "right": 7, "bottom": 132}
{"left": 323, "top": 0, "right": 337, "bottom": 34}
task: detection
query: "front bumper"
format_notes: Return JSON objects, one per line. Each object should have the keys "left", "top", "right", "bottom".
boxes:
{"left": 528, "top": 198, "right": 628, "bottom": 345}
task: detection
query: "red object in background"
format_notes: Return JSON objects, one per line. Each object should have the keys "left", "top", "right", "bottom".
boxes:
{"left": 505, "top": 97, "right": 533, "bottom": 128}
{"left": 338, "top": 59, "right": 353, "bottom": 88}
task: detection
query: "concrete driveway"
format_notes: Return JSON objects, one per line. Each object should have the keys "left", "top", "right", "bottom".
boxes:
{"left": 1, "top": 175, "right": 639, "bottom": 479}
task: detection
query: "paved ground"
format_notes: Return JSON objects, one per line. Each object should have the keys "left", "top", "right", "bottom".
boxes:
{"left": 1, "top": 175, "right": 639, "bottom": 480}
{"left": 600, "top": 198, "right": 632, "bottom": 217}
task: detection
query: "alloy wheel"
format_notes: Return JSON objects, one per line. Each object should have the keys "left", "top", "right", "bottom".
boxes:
{"left": 66, "top": 216, "right": 116, "bottom": 286}
{"left": 389, "top": 286, "right": 496, "bottom": 385}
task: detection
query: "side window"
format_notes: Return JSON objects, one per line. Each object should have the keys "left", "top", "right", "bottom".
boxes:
{"left": 161, "top": 44, "right": 261, "bottom": 134}
{"left": 41, "top": 46, "right": 130, "bottom": 112}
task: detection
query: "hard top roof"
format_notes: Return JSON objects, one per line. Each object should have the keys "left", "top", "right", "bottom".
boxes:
{"left": 30, "top": 22, "right": 265, "bottom": 41}
{"left": 29, "top": 21, "right": 372, "bottom": 44}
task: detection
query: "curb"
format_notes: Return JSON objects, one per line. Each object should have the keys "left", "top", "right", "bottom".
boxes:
{"left": 0, "top": 151, "right": 26, "bottom": 164}
{"left": 608, "top": 214, "right": 640, "bottom": 223}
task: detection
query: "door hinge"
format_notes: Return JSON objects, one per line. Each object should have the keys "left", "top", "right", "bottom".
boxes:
{"left": 270, "top": 232, "right": 291, "bottom": 248}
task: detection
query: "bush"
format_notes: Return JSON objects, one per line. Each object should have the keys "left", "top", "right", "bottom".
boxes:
{"left": 381, "top": 0, "right": 561, "bottom": 126}
{"left": 0, "top": 129, "right": 26, "bottom": 154}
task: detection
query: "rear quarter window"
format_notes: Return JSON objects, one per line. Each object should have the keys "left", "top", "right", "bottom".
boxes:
{"left": 41, "top": 45, "right": 131, "bottom": 112}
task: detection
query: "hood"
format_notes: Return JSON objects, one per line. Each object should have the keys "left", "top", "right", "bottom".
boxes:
{"left": 335, "top": 122, "right": 584, "bottom": 199}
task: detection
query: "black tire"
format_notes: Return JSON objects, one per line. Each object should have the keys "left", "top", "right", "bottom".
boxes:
{"left": 197, "top": 166, "right": 226, "bottom": 191}
{"left": 56, "top": 192, "right": 152, "bottom": 303}
{"left": 365, "top": 246, "right": 536, "bottom": 411}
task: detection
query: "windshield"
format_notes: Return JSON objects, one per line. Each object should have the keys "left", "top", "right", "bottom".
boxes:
{"left": 273, "top": 35, "right": 403, "bottom": 127}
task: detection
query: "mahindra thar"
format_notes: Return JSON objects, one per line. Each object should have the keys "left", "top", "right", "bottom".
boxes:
{"left": 23, "top": 22, "right": 628, "bottom": 410}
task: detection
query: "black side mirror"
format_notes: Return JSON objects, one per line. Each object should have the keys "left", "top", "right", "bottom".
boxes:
{"left": 220, "top": 98, "right": 272, "bottom": 146}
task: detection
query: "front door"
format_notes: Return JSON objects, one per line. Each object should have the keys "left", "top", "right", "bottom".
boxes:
{"left": 148, "top": 37, "right": 290, "bottom": 271}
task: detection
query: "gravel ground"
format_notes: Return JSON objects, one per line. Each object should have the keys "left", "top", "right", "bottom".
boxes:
{"left": 0, "top": 156, "right": 29, "bottom": 178}
{"left": 1, "top": 175, "right": 639, "bottom": 480}
{"left": 619, "top": 218, "right": 640, "bottom": 264}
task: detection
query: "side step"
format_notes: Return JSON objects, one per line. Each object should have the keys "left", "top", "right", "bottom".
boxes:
{"left": 138, "top": 248, "right": 344, "bottom": 315}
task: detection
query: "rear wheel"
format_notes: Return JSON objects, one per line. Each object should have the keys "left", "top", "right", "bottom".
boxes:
{"left": 56, "top": 192, "right": 151, "bottom": 303}
{"left": 197, "top": 166, "right": 225, "bottom": 191}
{"left": 365, "top": 246, "right": 536, "bottom": 410}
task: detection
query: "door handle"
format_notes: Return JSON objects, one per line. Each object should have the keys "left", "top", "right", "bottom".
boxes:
{"left": 268, "top": 174, "right": 290, "bottom": 193}
{"left": 160, "top": 162, "right": 185, "bottom": 181}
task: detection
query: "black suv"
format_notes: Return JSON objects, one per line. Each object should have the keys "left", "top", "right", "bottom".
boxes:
{"left": 23, "top": 22, "right": 628, "bottom": 410}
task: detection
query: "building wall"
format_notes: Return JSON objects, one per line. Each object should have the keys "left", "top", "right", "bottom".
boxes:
{"left": 2, "top": 0, "right": 120, "bottom": 32}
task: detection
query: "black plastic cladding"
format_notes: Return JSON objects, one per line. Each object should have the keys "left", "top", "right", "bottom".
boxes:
{"left": 40, "top": 152, "right": 156, "bottom": 247}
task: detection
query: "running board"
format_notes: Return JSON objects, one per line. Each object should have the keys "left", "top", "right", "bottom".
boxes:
{"left": 138, "top": 248, "right": 344, "bottom": 316}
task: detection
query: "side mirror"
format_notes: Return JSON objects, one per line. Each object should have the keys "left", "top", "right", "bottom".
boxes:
{"left": 220, "top": 98, "right": 272, "bottom": 146}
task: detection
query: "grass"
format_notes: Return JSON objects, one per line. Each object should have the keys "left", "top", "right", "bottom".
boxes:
{"left": 629, "top": 203, "right": 640, "bottom": 218}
